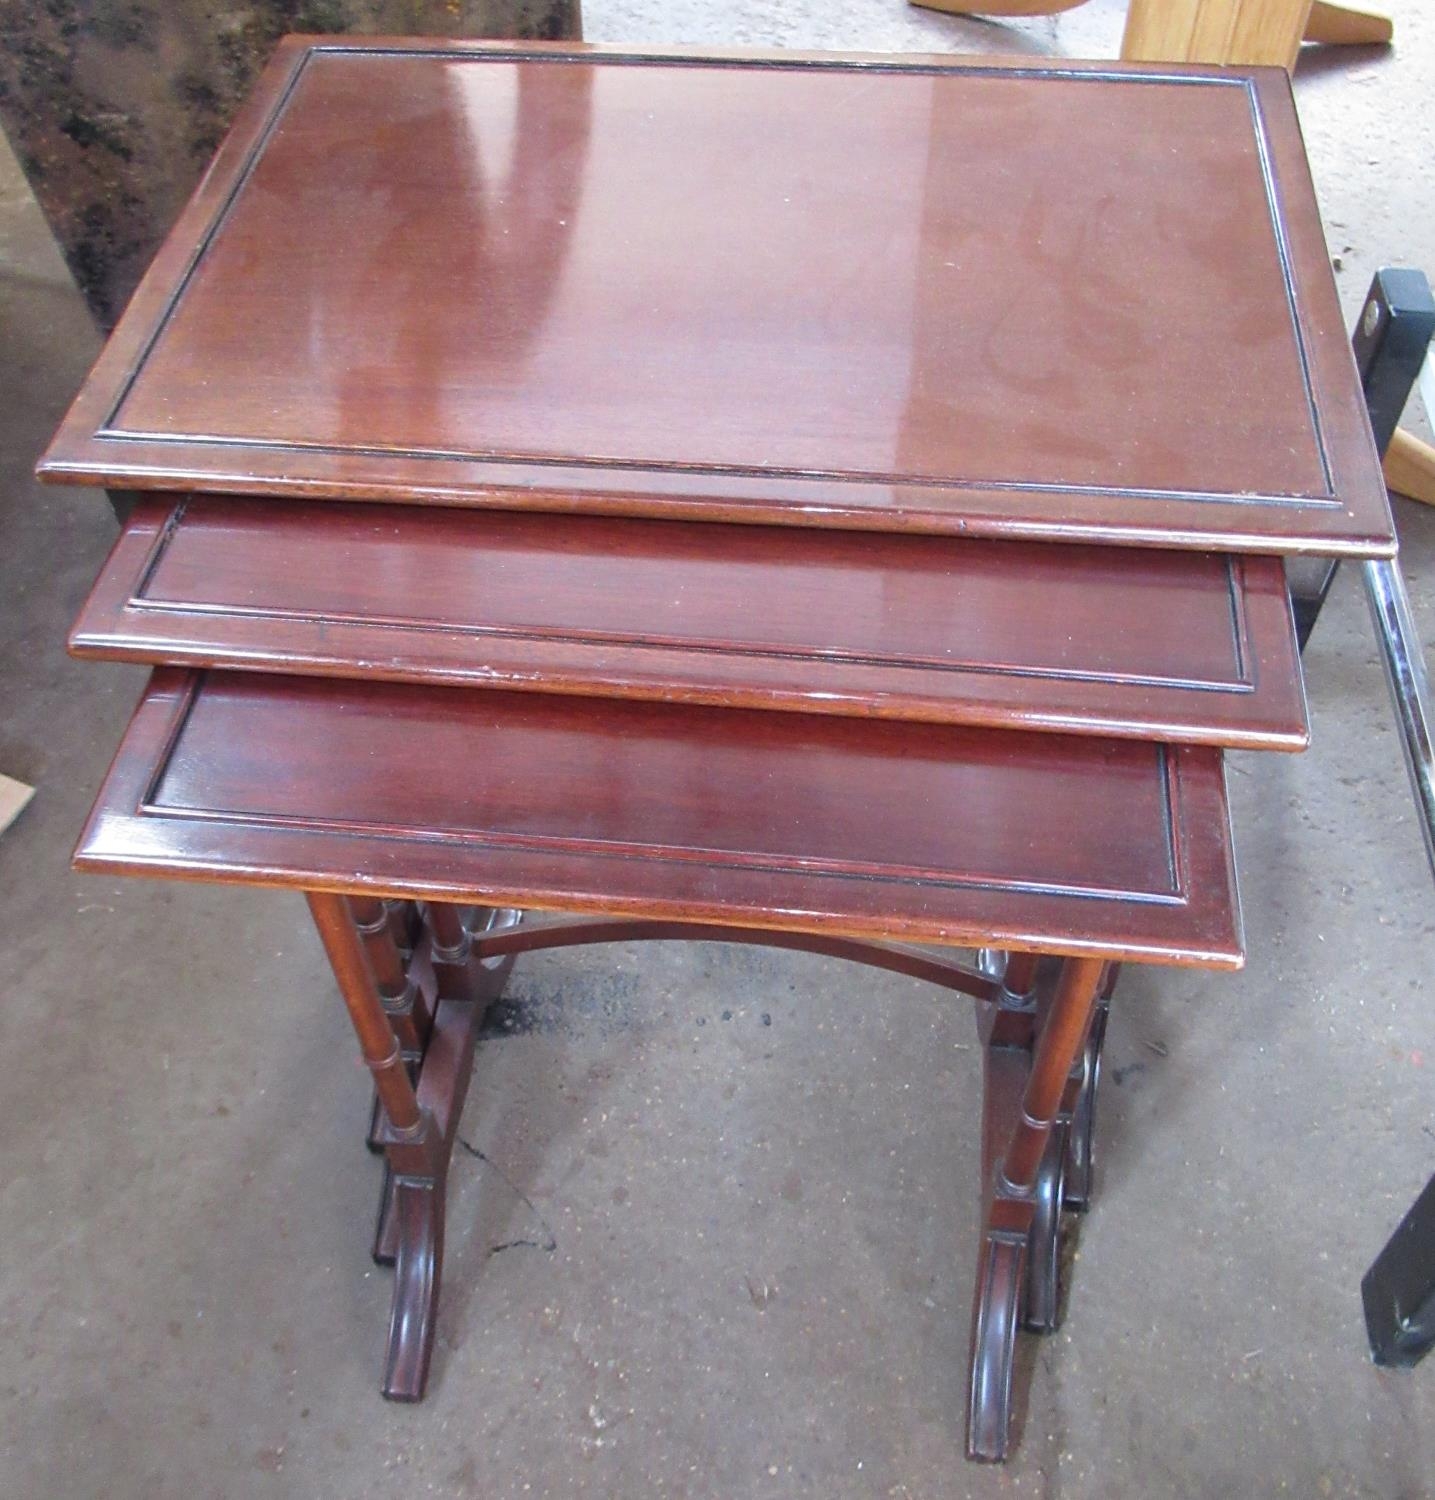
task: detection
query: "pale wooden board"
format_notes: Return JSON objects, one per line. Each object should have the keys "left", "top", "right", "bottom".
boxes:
{"left": 0, "top": 774, "right": 35, "bottom": 838}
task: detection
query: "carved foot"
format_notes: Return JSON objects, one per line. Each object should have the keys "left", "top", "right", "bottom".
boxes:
{"left": 1063, "top": 995, "right": 1110, "bottom": 1213}
{"left": 382, "top": 1176, "right": 444, "bottom": 1402}
{"left": 1023, "top": 1126, "right": 1068, "bottom": 1334}
{"left": 967, "top": 1232, "right": 1027, "bottom": 1463}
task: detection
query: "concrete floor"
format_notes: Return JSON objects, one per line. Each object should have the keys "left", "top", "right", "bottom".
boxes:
{"left": 2, "top": 2, "right": 1434, "bottom": 1495}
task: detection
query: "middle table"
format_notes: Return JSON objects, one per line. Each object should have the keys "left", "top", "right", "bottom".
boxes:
{"left": 75, "top": 493, "right": 1308, "bottom": 746}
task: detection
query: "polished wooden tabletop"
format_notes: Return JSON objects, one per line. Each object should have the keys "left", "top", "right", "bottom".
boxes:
{"left": 77, "top": 669, "right": 1241, "bottom": 964}
{"left": 71, "top": 494, "right": 1307, "bottom": 746}
{"left": 40, "top": 39, "right": 1389, "bottom": 557}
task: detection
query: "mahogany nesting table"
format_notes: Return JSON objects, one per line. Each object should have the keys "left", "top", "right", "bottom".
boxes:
{"left": 40, "top": 38, "right": 1393, "bottom": 1462}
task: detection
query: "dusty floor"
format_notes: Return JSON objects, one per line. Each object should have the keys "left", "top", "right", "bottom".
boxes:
{"left": 2, "top": 2, "right": 1434, "bottom": 1496}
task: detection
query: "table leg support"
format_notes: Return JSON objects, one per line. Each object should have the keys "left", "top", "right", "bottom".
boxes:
{"left": 967, "top": 955, "right": 1107, "bottom": 1462}
{"left": 310, "top": 893, "right": 427, "bottom": 1137}
{"left": 313, "top": 903, "right": 1111, "bottom": 1420}
{"left": 348, "top": 896, "right": 435, "bottom": 1153}
{"left": 1023, "top": 1126, "right": 1069, "bottom": 1333}
{"left": 1064, "top": 979, "right": 1113, "bottom": 1213}
{"left": 372, "top": 905, "right": 518, "bottom": 1267}
{"left": 383, "top": 1177, "right": 444, "bottom": 1401}
{"left": 310, "top": 892, "right": 461, "bottom": 1400}
{"left": 315, "top": 899, "right": 521, "bottom": 1399}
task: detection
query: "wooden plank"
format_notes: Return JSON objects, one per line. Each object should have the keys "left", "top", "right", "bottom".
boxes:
{"left": 0, "top": 774, "right": 35, "bottom": 838}
{"left": 1384, "top": 428, "right": 1435, "bottom": 509}
{"left": 75, "top": 669, "right": 1243, "bottom": 967}
{"left": 911, "top": 0, "right": 1392, "bottom": 52}
{"left": 1122, "top": 0, "right": 1314, "bottom": 69}
{"left": 38, "top": 39, "right": 1391, "bottom": 558}
{"left": 68, "top": 496, "right": 1309, "bottom": 748}
{"left": 1303, "top": 1, "right": 1392, "bottom": 46}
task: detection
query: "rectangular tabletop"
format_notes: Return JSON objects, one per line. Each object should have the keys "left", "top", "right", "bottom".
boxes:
{"left": 76, "top": 669, "right": 1243, "bottom": 966}
{"left": 72, "top": 495, "right": 1308, "bottom": 747}
{"left": 39, "top": 39, "right": 1390, "bottom": 557}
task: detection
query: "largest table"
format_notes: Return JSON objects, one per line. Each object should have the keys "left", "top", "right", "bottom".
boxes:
{"left": 41, "top": 38, "right": 1393, "bottom": 1463}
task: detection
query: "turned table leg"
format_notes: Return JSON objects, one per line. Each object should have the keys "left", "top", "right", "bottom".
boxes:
{"left": 347, "top": 896, "right": 436, "bottom": 1155}
{"left": 1064, "top": 962, "right": 1117, "bottom": 1212}
{"left": 347, "top": 896, "right": 432, "bottom": 1060}
{"left": 967, "top": 955, "right": 1107, "bottom": 1462}
{"left": 313, "top": 896, "right": 522, "bottom": 1397}
{"left": 385, "top": 898, "right": 421, "bottom": 954}
{"left": 309, "top": 892, "right": 449, "bottom": 1401}
{"left": 372, "top": 904, "right": 518, "bottom": 1267}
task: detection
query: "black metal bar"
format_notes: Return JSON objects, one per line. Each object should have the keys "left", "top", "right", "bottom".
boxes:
{"left": 1291, "top": 269, "right": 1435, "bottom": 649}
{"left": 1362, "top": 553, "right": 1435, "bottom": 879}
{"left": 1347, "top": 268, "right": 1435, "bottom": 1371}
{"left": 1355, "top": 269, "right": 1435, "bottom": 452}
{"left": 1363, "top": 1170, "right": 1435, "bottom": 1366}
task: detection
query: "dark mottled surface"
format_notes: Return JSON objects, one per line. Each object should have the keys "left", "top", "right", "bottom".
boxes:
{"left": 0, "top": 0, "right": 581, "bottom": 328}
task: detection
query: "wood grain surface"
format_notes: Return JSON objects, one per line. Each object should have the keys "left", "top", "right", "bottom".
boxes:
{"left": 71, "top": 495, "right": 1309, "bottom": 746}
{"left": 39, "top": 39, "right": 1391, "bottom": 557}
{"left": 75, "top": 668, "right": 1244, "bottom": 965}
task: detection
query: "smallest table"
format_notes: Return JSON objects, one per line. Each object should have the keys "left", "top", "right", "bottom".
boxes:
{"left": 77, "top": 666, "right": 1241, "bottom": 1460}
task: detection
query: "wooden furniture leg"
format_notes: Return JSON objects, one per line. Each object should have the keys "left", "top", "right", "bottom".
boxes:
{"left": 1064, "top": 965, "right": 1117, "bottom": 1212}
{"left": 312, "top": 906, "right": 1122, "bottom": 1425}
{"left": 967, "top": 955, "right": 1107, "bottom": 1463}
{"left": 348, "top": 896, "right": 432, "bottom": 1059}
{"left": 983, "top": 955, "right": 1075, "bottom": 1335}
{"left": 1026, "top": 963, "right": 1117, "bottom": 1323}
{"left": 310, "top": 892, "right": 483, "bottom": 1402}
{"left": 309, "top": 891, "right": 441, "bottom": 1398}
{"left": 372, "top": 905, "right": 519, "bottom": 1267}
{"left": 348, "top": 896, "right": 435, "bottom": 1154}
{"left": 385, "top": 899, "right": 421, "bottom": 955}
